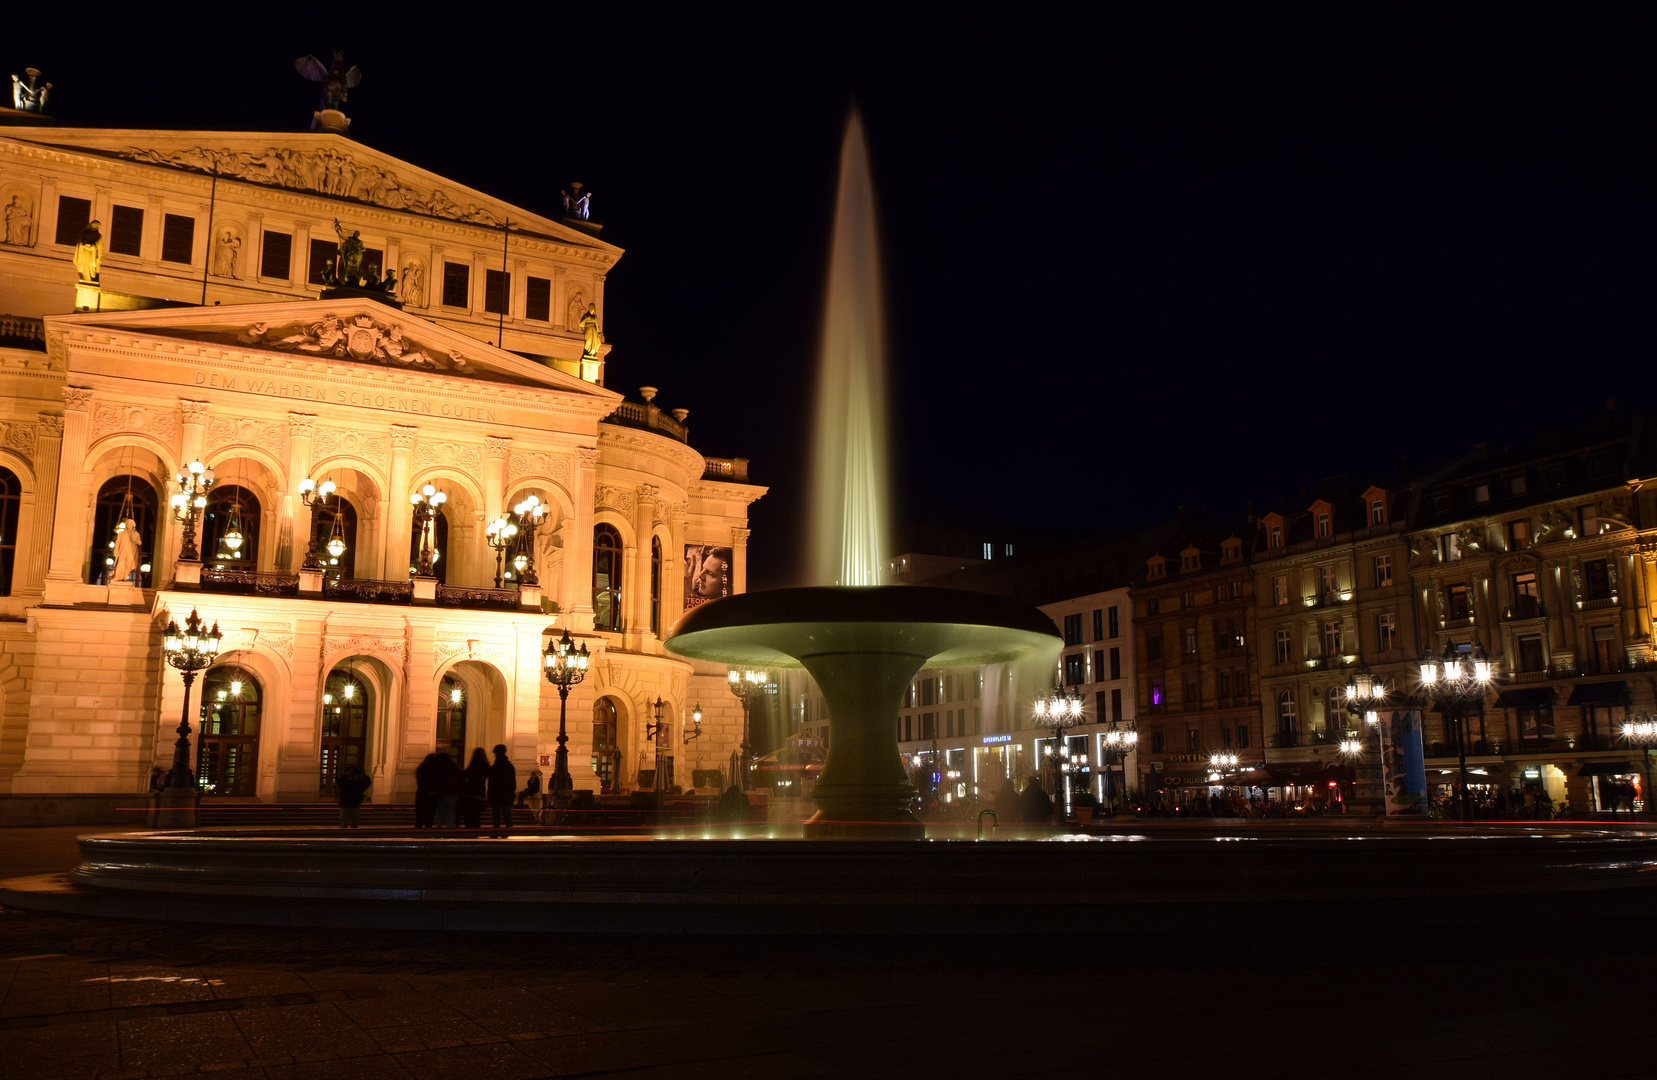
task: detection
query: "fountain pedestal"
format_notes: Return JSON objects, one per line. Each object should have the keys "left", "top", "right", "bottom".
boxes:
{"left": 799, "top": 649, "right": 927, "bottom": 838}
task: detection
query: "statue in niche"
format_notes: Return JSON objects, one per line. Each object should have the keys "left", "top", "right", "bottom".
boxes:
{"left": 295, "top": 50, "right": 361, "bottom": 113}
{"left": 10, "top": 69, "right": 50, "bottom": 113}
{"left": 329, "top": 219, "right": 365, "bottom": 286}
{"left": 579, "top": 303, "right": 603, "bottom": 359}
{"left": 111, "top": 518, "right": 141, "bottom": 584}
{"left": 399, "top": 260, "right": 424, "bottom": 306}
{"left": 72, "top": 220, "right": 103, "bottom": 283}
{"left": 3, "top": 196, "right": 32, "bottom": 246}
{"left": 213, "top": 228, "right": 241, "bottom": 278}
{"left": 565, "top": 289, "right": 586, "bottom": 331}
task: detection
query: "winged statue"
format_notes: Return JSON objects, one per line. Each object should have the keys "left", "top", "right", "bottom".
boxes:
{"left": 295, "top": 50, "right": 361, "bottom": 112}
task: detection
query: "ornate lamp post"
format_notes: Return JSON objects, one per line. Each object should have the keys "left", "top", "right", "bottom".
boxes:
{"left": 541, "top": 628, "right": 591, "bottom": 818}
{"left": 644, "top": 696, "right": 670, "bottom": 795}
{"left": 485, "top": 516, "right": 517, "bottom": 588}
{"left": 162, "top": 608, "right": 222, "bottom": 788}
{"left": 297, "top": 476, "right": 337, "bottom": 571}
{"left": 512, "top": 495, "right": 547, "bottom": 587}
{"left": 1419, "top": 640, "right": 1495, "bottom": 824}
{"left": 1344, "top": 665, "right": 1389, "bottom": 813}
{"left": 1033, "top": 685, "right": 1084, "bottom": 819}
{"left": 683, "top": 703, "right": 703, "bottom": 745}
{"left": 1208, "top": 751, "right": 1241, "bottom": 805}
{"left": 1621, "top": 715, "right": 1657, "bottom": 818}
{"left": 169, "top": 461, "right": 215, "bottom": 562}
{"left": 409, "top": 484, "right": 446, "bottom": 577}
{"left": 1101, "top": 721, "right": 1138, "bottom": 812}
{"left": 727, "top": 667, "right": 769, "bottom": 791}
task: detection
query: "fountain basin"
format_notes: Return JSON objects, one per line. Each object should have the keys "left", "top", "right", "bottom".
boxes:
{"left": 666, "top": 586, "right": 1061, "bottom": 837}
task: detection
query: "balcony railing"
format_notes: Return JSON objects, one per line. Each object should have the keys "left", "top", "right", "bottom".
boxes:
{"left": 1502, "top": 599, "right": 1546, "bottom": 621}
{"left": 435, "top": 584, "right": 520, "bottom": 611}
{"left": 322, "top": 577, "right": 414, "bottom": 604}
{"left": 200, "top": 568, "right": 299, "bottom": 597}
{"left": 701, "top": 456, "right": 751, "bottom": 483}
{"left": 604, "top": 401, "right": 688, "bottom": 443}
{"left": 1269, "top": 732, "right": 1301, "bottom": 748}
{"left": 0, "top": 315, "right": 45, "bottom": 351}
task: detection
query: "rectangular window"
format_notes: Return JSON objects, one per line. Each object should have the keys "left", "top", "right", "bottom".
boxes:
{"left": 1517, "top": 634, "right": 1545, "bottom": 673}
{"left": 1235, "top": 669, "right": 1245, "bottom": 697}
{"left": 54, "top": 195, "right": 92, "bottom": 246}
{"left": 1237, "top": 724, "right": 1250, "bottom": 749}
{"left": 922, "top": 713, "right": 935, "bottom": 740}
{"left": 1108, "top": 607, "right": 1119, "bottom": 638}
{"left": 1063, "top": 613, "right": 1083, "bottom": 646}
{"left": 1472, "top": 483, "right": 1490, "bottom": 504}
{"left": 1147, "top": 598, "right": 1158, "bottom": 615}
{"left": 1111, "top": 688, "right": 1122, "bottom": 721}
{"left": 1151, "top": 681, "right": 1163, "bottom": 706}
{"left": 1543, "top": 466, "right": 1565, "bottom": 489}
{"left": 307, "top": 238, "right": 338, "bottom": 284}
{"left": 1216, "top": 584, "right": 1227, "bottom": 603}
{"left": 525, "top": 276, "right": 552, "bottom": 321}
{"left": 1447, "top": 583, "right": 1470, "bottom": 620}
{"left": 1147, "top": 634, "right": 1161, "bottom": 661}
{"left": 1109, "top": 647, "right": 1121, "bottom": 680}
{"left": 1270, "top": 525, "right": 1283, "bottom": 548}
{"left": 442, "top": 261, "right": 471, "bottom": 307}
{"left": 1371, "top": 500, "right": 1386, "bottom": 525}
{"left": 1508, "top": 519, "right": 1530, "bottom": 550}
{"left": 1317, "top": 566, "right": 1334, "bottom": 596}
{"left": 1373, "top": 555, "right": 1393, "bottom": 588}
{"left": 1512, "top": 572, "right": 1540, "bottom": 618}
{"left": 1064, "top": 654, "right": 1084, "bottom": 686}
{"left": 1183, "top": 627, "right": 1197, "bottom": 655}
{"left": 1219, "top": 670, "right": 1231, "bottom": 697}
{"left": 1517, "top": 707, "right": 1554, "bottom": 740}
{"left": 1273, "top": 576, "right": 1289, "bottom": 606}
{"left": 1439, "top": 533, "right": 1462, "bottom": 562}
{"left": 1509, "top": 475, "right": 1527, "bottom": 495}
{"left": 1096, "top": 691, "right": 1109, "bottom": 724}
{"left": 1221, "top": 726, "right": 1232, "bottom": 749}
{"left": 1183, "top": 677, "right": 1197, "bottom": 704}
{"left": 484, "top": 268, "right": 510, "bottom": 314}
{"left": 1186, "top": 727, "right": 1200, "bottom": 752}
{"left": 1324, "top": 620, "right": 1341, "bottom": 657}
{"left": 1182, "top": 590, "right": 1194, "bottom": 609}
{"left": 1093, "top": 649, "right": 1105, "bottom": 682}
{"left": 1092, "top": 609, "right": 1104, "bottom": 641}
{"left": 260, "top": 230, "right": 292, "bottom": 279}
{"left": 108, "top": 205, "right": 143, "bottom": 256}
{"left": 1275, "top": 628, "right": 1292, "bottom": 665}
{"left": 1591, "top": 625, "right": 1617, "bottom": 673}
{"left": 973, "top": 707, "right": 981, "bottom": 735}
{"left": 160, "top": 213, "right": 195, "bottom": 264}
{"left": 1151, "top": 726, "right": 1164, "bottom": 753}
{"left": 903, "top": 716, "right": 911, "bottom": 741}
{"left": 1316, "top": 512, "right": 1331, "bottom": 538}
{"left": 1376, "top": 612, "right": 1397, "bottom": 652}
{"left": 920, "top": 678, "right": 936, "bottom": 706}
{"left": 1584, "top": 560, "right": 1611, "bottom": 601}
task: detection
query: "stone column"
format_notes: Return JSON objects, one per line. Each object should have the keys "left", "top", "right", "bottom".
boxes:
{"left": 564, "top": 447, "right": 599, "bottom": 628}
{"left": 484, "top": 436, "right": 510, "bottom": 524}
{"left": 143, "top": 195, "right": 165, "bottom": 264}
{"left": 179, "top": 399, "right": 209, "bottom": 467}
{"left": 731, "top": 527, "right": 751, "bottom": 595}
{"left": 512, "top": 259, "right": 529, "bottom": 322}
{"left": 552, "top": 267, "right": 567, "bottom": 327}
{"left": 44, "top": 387, "right": 94, "bottom": 590}
{"left": 246, "top": 212, "right": 263, "bottom": 278}
{"left": 666, "top": 504, "right": 687, "bottom": 618}
{"left": 23, "top": 412, "right": 64, "bottom": 598}
{"left": 621, "top": 545, "right": 637, "bottom": 634}
{"left": 633, "top": 485, "right": 658, "bottom": 636}
{"left": 385, "top": 425, "right": 417, "bottom": 580}
{"left": 283, "top": 412, "right": 316, "bottom": 571}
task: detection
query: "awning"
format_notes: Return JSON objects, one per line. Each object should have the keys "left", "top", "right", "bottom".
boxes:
{"left": 1568, "top": 681, "right": 1628, "bottom": 706}
{"left": 1579, "top": 761, "right": 1636, "bottom": 776}
{"left": 1496, "top": 687, "right": 1554, "bottom": 709}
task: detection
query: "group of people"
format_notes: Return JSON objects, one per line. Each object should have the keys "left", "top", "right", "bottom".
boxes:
{"left": 412, "top": 745, "right": 518, "bottom": 830}
{"left": 991, "top": 777, "right": 1054, "bottom": 823}
{"left": 1433, "top": 785, "right": 1564, "bottom": 820}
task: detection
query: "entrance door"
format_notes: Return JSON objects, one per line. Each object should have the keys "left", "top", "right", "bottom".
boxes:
{"left": 321, "top": 668, "right": 369, "bottom": 794}
{"left": 436, "top": 675, "right": 467, "bottom": 765}
{"left": 198, "top": 666, "right": 261, "bottom": 796}
{"left": 593, "top": 697, "right": 618, "bottom": 793}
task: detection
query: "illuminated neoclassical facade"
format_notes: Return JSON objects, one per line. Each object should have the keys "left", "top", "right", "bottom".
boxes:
{"left": 0, "top": 121, "right": 763, "bottom": 819}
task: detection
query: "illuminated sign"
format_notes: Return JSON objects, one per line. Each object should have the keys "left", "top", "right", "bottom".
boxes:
{"left": 981, "top": 734, "right": 1012, "bottom": 745}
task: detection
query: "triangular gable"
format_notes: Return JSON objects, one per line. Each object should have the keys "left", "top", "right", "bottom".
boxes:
{"left": 10, "top": 128, "right": 618, "bottom": 256}
{"left": 50, "top": 298, "right": 621, "bottom": 400}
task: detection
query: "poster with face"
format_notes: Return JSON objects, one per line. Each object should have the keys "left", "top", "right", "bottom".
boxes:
{"left": 684, "top": 544, "right": 732, "bottom": 609}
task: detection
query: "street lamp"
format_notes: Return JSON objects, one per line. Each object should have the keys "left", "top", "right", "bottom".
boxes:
{"left": 1101, "top": 721, "right": 1138, "bottom": 812}
{"left": 1208, "top": 751, "right": 1240, "bottom": 804}
{"left": 1418, "top": 640, "right": 1495, "bottom": 823}
{"left": 727, "top": 667, "right": 768, "bottom": 791}
{"left": 541, "top": 628, "right": 590, "bottom": 819}
{"left": 485, "top": 516, "right": 517, "bottom": 588}
{"left": 1344, "top": 665, "right": 1388, "bottom": 814}
{"left": 644, "top": 696, "right": 670, "bottom": 795}
{"left": 1034, "top": 685, "right": 1084, "bottom": 819}
{"left": 409, "top": 484, "right": 447, "bottom": 577}
{"left": 683, "top": 703, "right": 704, "bottom": 745}
{"left": 170, "top": 461, "right": 215, "bottom": 562}
{"left": 297, "top": 476, "right": 338, "bottom": 571}
{"left": 512, "top": 495, "right": 547, "bottom": 587}
{"left": 1621, "top": 715, "right": 1657, "bottom": 818}
{"left": 161, "top": 608, "right": 222, "bottom": 789}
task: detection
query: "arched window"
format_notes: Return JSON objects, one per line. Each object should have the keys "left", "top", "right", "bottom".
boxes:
{"left": 89, "top": 475, "right": 158, "bottom": 587}
{"left": 650, "top": 536, "right": 662, "bottom": 637}
{"left": 436, "top": 674, "right": 467, "bottom": 765}
{"left": 409, "top": 505, "right": 448, "bottom": 583}
{"left": 198, "top": 665, "right": 262, "bottom": 797}
{"left": 593, "top": 523, "right": 624, "bottom": 631}
{"left": 1277, "top": 691, "right": 1297, "bottom": 739}
{"left": 311, "top": 495, "right": 358, "bottom": 580}
{"left": 0, "top": 467, "right": 20, "bottom": 595}
{"left": 201, "top": 485, "right": 260, "bottom": 569}
{"left": 593, "top": 696, "right": 619, "bottom": 793}
{"left": 321, "top": 665, "right": 369, "bottom": 794}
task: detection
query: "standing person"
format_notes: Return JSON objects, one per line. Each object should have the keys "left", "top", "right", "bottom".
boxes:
{"left": 336, "top": 764, "right": 370, "bottom": 829}
{"left": 462, "top": 747, "right": 489, "bottom": 829}
{"left": 435, "top": 753, "right": 464, "bottom": 828}
{"left": 487, "top": 744, "right": 517, "bottom": 831}
{"left": 414, "top": 753, "right": 443, "bottom": 828}
{"left": 1019, "top": 776, "right": 1052, "bottom": 825}
{"left": 994, "top": 779, "right": 1019, "bottom": 825}
{"left": 148, "top": 764, "right": 167, "bottom": 793}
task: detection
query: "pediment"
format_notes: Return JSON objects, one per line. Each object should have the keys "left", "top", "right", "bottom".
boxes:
{"left": 51, "top": 298, "right": 619, "bottom": 399}
{"left": 11, "top": 128, "right": 617, "bottom": 255}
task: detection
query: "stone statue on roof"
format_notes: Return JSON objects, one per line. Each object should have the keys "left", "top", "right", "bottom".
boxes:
{"left": 580, "top": 304, "right": 603, "bottom": 360}
{"left": 11, "top": 69, "right": 50, "bottom": 113}
{"left": 73, "top": 220, "right": 103, "bottom": 283}
{"left": 295, "top": 50, "right": 361, "bottom": 113}
{"left": 330, "top": 219, "right": 365, "bottom": 286}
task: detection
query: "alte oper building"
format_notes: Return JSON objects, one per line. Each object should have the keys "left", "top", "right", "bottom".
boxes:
{"left": 0, "top": 111, "right": 764, "bottom": 821}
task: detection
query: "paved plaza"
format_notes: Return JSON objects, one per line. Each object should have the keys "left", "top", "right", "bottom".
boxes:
{"left": 1, "top": 826, "right": 1652, "bottom": 1078}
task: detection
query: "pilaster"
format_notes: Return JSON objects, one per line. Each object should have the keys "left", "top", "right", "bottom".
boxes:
{"left": 283, "top": 412, "right": 316, "bottom": 571}
{"left": 732, "top": 527, "right": 751, "bottom": 595}
{"left": 23, "top": 412, "right": 63, "bottom": 598}
{"left": 44, "top": 387, "right": 94, "bottom": 600}
{"left": 564, "top": 447, "right": 599, "bottom": 628}
{"left": 179, "top": 399, "right": 209, "bottom": 466}
{"left": 385, "top": 425, "right": 417, "bottom": 580}
{"left": 484, "top": 436, "right": 510, "bottom": 523}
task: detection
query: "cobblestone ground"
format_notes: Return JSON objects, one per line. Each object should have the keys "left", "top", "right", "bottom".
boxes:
{"left": 1, "top": 827, "right": 1651, "bottom": 1078}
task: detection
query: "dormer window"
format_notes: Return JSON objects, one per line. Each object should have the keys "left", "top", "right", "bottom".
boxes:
{"left": 1221, "top": 539, "right": 1242, "bottom": 564}
{"left": 1147, "top": 556, "right": 1166, "bottom": 581}
{"left": 1270, "top": 525, "right": 1282, "bottom": 548}
{"left": 1316, "top": 513, "right": 1331, "bottom": 539}
{"left": 1181, "top": 550, "right": 1200, "bottom": 571}
{"left": 1370, "top": 500, "right": 1385, "bottom": 525}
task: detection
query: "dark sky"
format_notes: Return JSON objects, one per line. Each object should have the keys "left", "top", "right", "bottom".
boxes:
{"left": 11, "top": 9, "right": 1649, "bottom": 590}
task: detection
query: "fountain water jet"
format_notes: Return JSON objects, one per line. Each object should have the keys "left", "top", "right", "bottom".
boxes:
{"left": 667, "top": 114, "right": 1061, "bottom": 838}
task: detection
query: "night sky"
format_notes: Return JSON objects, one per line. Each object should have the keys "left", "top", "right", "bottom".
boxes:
{"left": 10, "top": 10, "right": 1648, "bottom": 589}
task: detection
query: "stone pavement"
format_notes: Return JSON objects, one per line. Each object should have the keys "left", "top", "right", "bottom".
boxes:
{"left": 1, "top": 826, "right": 1652, "bottom": 1078}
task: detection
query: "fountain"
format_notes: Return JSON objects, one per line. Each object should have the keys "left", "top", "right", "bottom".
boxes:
{"left": 665, "top": 114, "right": 1062, "bottom": 838}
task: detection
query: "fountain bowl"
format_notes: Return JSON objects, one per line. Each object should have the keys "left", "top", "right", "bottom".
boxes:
{"left": 666, "top": 586, "right": 1062, "bottom": 837}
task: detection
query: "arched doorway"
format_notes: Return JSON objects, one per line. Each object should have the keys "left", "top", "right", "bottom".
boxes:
{"left": 593, "top": 696, "right": 619, "bottom": 793}
{"left": 650, "top": 536, "right": 662, "bottom": 636}
{"left": 593, "top": 523, "right": 623, "bottom": 631}
{"left": 436, "top": 673, "right": 467, "bottom": 765}
{"left": 312, "top": 495, "right": 358, "bottom": 580}
{"left": 89, "top": 474, "right": 158, "bottom": 586}
{"left": 0, "top": 466, "right": 19, "bottom": 595}
{"left": 409, "top": 506, "right": 448, "bottom": 582}
{"left": 201, "top": 485, "right": 261, "bottom": 569}
{"left": 198, "top": 665, "right": 262, "bottom": 796}
{"left": 321, "top": 663, "right": 370, "bottom": 794}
